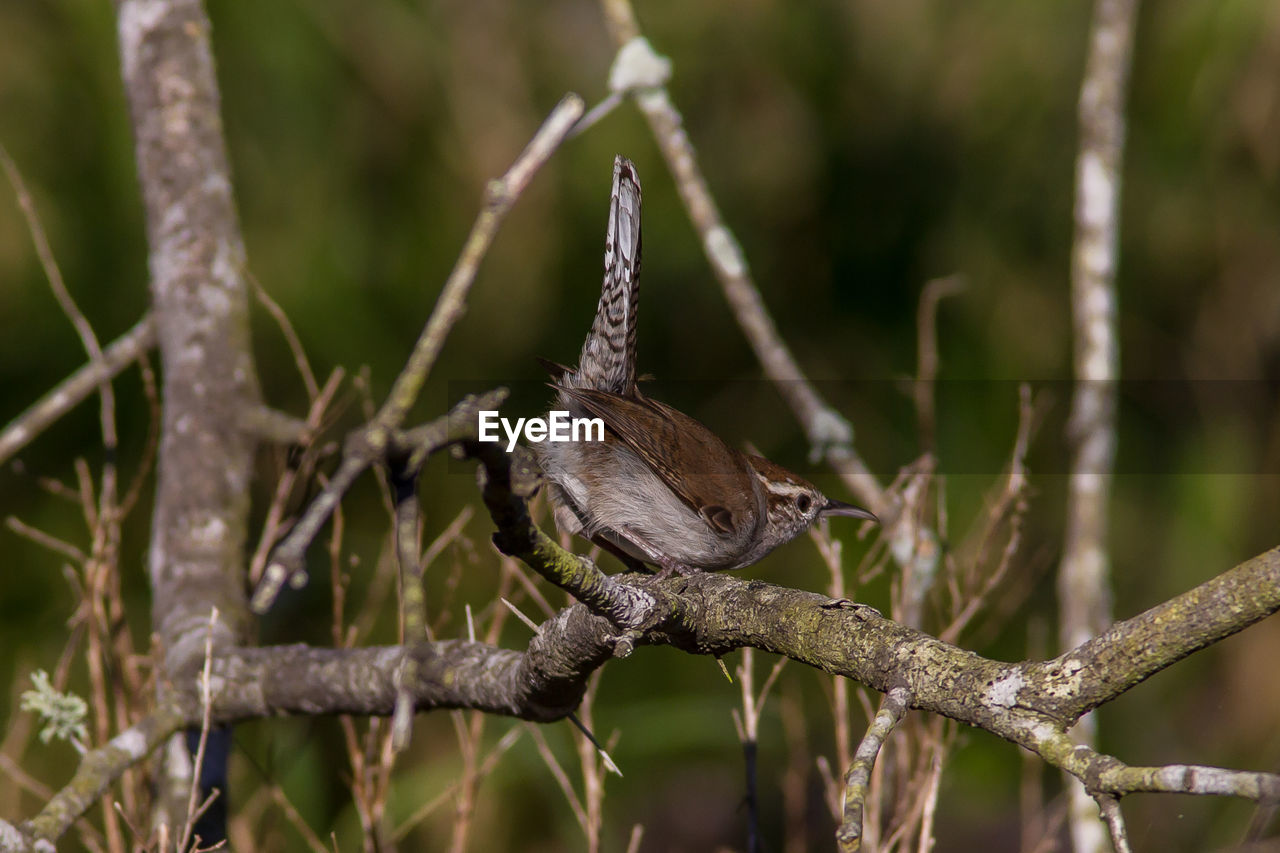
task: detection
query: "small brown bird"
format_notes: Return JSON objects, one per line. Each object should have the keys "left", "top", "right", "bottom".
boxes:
{"left": 535, "top": 156, "right": 876, "bottom": 577}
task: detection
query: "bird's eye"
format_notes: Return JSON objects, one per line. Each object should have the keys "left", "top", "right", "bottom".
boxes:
{"left": 796, "top": 494, "right": 812, "bottom": 513}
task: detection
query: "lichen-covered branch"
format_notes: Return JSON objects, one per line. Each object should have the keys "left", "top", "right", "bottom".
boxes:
{"left": 1037, "top": 546, "right": 1280, "bottom": 719}
{"left": 6, "top": 704, "right": 185, "bottom": 850}
{"left": 7, "top": 540, "right": 1279, "bottom": 849}
{"left": 837, "top": 686, "right": 911, "bottom": 852}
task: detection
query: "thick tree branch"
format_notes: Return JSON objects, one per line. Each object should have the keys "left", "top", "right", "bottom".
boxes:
{"left": 117, "top": 0, "right": 259, "bottom": 674}
{"left": 1038, "top": 545, "right": 1280, "bottom": 718}
{"left": 9, "top": 538, "right": 1278, "bottom": 849}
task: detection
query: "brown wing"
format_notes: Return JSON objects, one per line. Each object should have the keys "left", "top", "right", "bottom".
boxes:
{"left": 556, "top": 386, "right": 752, "bottom": 534}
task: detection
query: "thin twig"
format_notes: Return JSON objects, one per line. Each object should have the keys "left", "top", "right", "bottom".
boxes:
{"left": 247, "top": 269, "right": 320, "bottom": 400}
{"left": 5, "top": 518, "right": 86, "bottom": 564}
{"left": 378, "top": 92, "right": 584, "bottom": 429}
{"left": 1093, "top": 794, "right": 1131, "bottom": 853}
{"left": 390, "top": 725, "right": 524, "bottom": 842}
{"left": 0, "top": 146, "right": 118, "bottom": 467}
{"left": 267, "top": 785, "right": 330, "bottom": 853}
{"left": 247, "top": 368, "right": 345, "bottom": 586}
{"left": 837, "top": 686, "right": 911, "bottom": 852}
{"left": 0, "top": 315, "right": 154, "bottom": 467}
{"left": 178, "top": 608, "right": 220, "bottom": 853}
{"left": 939, "top": 384, "right": 1035, "bottom": 644}
{"left": 526, "top": 724, "right": 589, "bottom": 833}
{"left": 914, "top": 275, "right": 966, "bottom": 454}
{"left": 253, "top": 95, "right": 583, "bottom": 609}
{"left": 624, "top": 823, "right": 645, "bottom": 853}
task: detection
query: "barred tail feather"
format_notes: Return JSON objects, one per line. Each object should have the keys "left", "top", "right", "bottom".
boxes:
{"left": 571, "top": 155, "right": 642, "bottom": 395}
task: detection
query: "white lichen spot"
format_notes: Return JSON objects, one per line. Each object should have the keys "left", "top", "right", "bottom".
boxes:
{"left": 113, "top": 727, "right": 148, "bottom": 759}
{"left": 202, "top": 171, "right": 232, "bottom": 200}
{"left": 1043, "top": 656, "right": 1087, "bottom": 699}
{"left": 1079, "top": 151, "right": 1113, "bottom": 230}
{"left": 1084, "top": 286, "right": 1112, "bottom": 321}
{"left": 985, "top": 670, "right": 1025, "bottom": 708}
{"left": 211, "top": 240, "right": 239, "bottom": 290}
{"left": 1027, "top": 718, "right": 1059, "bottom": 745}
{"left": 1083, "top": 337, "right": 1113, "bottom": 379}
{"left": 165, "top": 728, "right": 193, "bottom": 777}
{"left": 191, "top": 516, "right": 228, "bottom": 547}
{"left": 161, "top": 202, "right": 190, "bottom": 236}
{"left": 807, "top": 408, "right": 853, "bottom": 459}
{"left": 609, "top": 37, "right": 672, "bottom": 94}
{"left": 0, "top": 820, "right": 25, "bottom": 848}
{"left": 201, "top": 284, "right": 231, "bottom": 319}
{"left": 178, "top": 343, "right": 204, "bottom": 367}
{"left": 175, "top": 414, "right": 193, "bottom": 434}
{"left": 117, "top": 0, "right": 168, "bottom": 82}
{"left": 705, "top": 226, "right": 745, "bottom": 279}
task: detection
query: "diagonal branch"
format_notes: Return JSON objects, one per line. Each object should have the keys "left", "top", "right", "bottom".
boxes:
{"left": 252, "top": 93, "right": 585, "bottom": 609}
{"left": 837, "top": 686, "right": 912, "bottom": 852}
{"left": 0, "top": 311, "right": 153, "bottom": 465}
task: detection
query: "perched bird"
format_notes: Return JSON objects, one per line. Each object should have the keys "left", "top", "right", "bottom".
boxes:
{"left": 535, "top": 156, "right": 876, "bottom": 577}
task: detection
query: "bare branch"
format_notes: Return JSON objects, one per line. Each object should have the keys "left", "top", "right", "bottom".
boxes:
{"left": 252, "top": 389, "right": 508, "bottom": 612}
{"left": 253, "top": 91, "right": 584, "bottom": 608}
{"left": 378, "top": 92, "right": 584, "bottom": 430}
{"left": 13, "top": 704, "right": 185, "bottom": 848}
{"left": 1094, "top": 795, "right": 1131, "bottom": 853}
{"left": 837, "top": 686, "right": 911, "bottom": 852}
{"left": 0, "top": 146, "right": 118, "bottom": 464}
{"left": 0, "top": 315, "right": 154, "bottom": 467}
{"left": 117, "top": 0, "right": 260, "bottom": 682}
{"left": 9, "top": 540, "right": 1278, "bottom": 850}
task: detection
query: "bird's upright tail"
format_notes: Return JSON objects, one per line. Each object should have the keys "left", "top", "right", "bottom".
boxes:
{"left": 569, "top": 155, "right": 642, "bottom": 395}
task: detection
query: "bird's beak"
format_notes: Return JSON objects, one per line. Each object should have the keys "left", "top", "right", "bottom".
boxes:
{"left": 820, "top": 499, "right": 879, "bottom": 524}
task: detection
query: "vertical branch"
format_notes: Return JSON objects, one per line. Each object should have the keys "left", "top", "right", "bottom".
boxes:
{"left": 836, "top": 686, "right": 911, "bottom": 853}
{"left": 116, "top": 0, "right": 259, "bottom": 664}
{"left": 1061, "top": 0, "right": 1138, "bottom": 850}
{"left": 115, "top": 0, "right": 261, "bottom": 832}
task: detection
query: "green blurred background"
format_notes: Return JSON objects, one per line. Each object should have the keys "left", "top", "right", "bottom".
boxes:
{"left": 2, "top": 0, "right": 1279, "bottom": 850}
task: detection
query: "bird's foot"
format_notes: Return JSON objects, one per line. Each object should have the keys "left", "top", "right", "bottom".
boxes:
{"left": 649, "top": 557, "right": 695, "bottom": 583}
